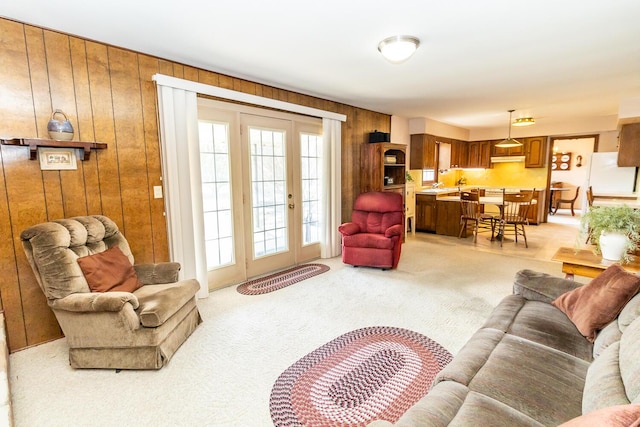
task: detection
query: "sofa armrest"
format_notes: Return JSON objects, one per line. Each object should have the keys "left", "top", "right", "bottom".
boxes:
{"left": 513, "top": 269, "right": 582, "bottom": 304}
{"left": 338, "top": 222, "right": 360, "bottom": 236}
{"left": 50, "top": 292, "right": 139, "bottom": 312}
{"left": 385, "top": 224, "right": 403, "bottom": 238}
{"left": 134, "top": 262, "right": 181, "bottom": 284}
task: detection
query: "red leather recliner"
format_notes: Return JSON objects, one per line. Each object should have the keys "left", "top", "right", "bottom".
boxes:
{"left": 338, "top": 191, "right": 404, "bottom": 270}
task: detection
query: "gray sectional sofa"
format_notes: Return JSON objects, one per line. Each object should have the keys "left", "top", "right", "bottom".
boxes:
{"left": 371, "top": 269, "right": 640, "bottom": 426}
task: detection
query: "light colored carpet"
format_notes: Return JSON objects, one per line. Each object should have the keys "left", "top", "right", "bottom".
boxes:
{"left": 9, "top": 235, "right": 581, "bottom": 427}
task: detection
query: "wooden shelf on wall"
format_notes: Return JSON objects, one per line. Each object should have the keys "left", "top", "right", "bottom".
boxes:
{"left": 0, "top": 138, "right": 107, "bottom": 160}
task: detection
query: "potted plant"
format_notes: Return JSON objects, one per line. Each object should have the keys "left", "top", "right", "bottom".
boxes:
{"left": 579, "top": 205, "right": 640, "bottom": 263}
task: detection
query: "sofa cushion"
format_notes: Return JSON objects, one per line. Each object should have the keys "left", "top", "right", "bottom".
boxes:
{"left": 593, "top": 320, "right": 623, "bottom": 359}
{"left": 620, "top": 315, "right": 640, "bottom": 405}
{"left": 582, "top": 341, "right": 629, "bottom": 413}
{"left": 77, "top": 246, "right": 142, "bottom": 293}
{"left": 513, "top": 269, "right": 582, "bottom": 303}
{"left": 552, "top": 264, "right": 640, "bottom": 342}
{"left": 592, "top": 293, "right": 640, "bottom": 359}
{"left": 558, "top": 404, "right": 640, "bottom": 427}
{"left": 465, "top": 334, "right": 588, "bottom": 425}
{"left": 481, "top": 296, "right": 592, "bottom": 361}
{"left": 393, "top": 381, "right": 544, "bottom": 427}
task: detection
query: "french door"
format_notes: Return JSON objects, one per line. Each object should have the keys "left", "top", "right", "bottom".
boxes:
{"left": 198, "top": 99, "right": 322, "bottom": 290}
{"left": 240, "top": 114, "right": 295, "bottom": 277}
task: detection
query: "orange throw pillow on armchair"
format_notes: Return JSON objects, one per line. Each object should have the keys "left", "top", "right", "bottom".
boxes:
{"left": 77, "top": 246, "right": 142, "bottom": 293}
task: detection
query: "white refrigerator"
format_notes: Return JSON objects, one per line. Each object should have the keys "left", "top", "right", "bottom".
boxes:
{"left": 588, "top": 152, "right": 637, "bottom": 194}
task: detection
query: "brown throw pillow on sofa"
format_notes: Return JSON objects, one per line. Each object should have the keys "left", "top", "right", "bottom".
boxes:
{"left": 552, "top": 264, "right": 640, "bottom": 342}
{"left": 77, "top": 246, "right": 142, "bottom": 293}
{"left": 558, "top": 404, "right": 640, "bottom": 426}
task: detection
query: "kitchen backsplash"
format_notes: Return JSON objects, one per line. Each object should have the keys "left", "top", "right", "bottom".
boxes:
{"left": 410, "top": 162, "right": 548, "bottom": 190}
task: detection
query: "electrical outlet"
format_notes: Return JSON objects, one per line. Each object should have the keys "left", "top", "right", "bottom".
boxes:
{"left": 153, "top": 186, "right": 163, "bottom": 199}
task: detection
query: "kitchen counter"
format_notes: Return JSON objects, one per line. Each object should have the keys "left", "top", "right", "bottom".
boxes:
{"left": 417, "top": 187, "right": 460, "bottom": 195}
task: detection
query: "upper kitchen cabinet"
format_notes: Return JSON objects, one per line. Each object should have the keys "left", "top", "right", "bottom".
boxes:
{"left": 467, "top": 141, "right": 491, "bottom": 168}
{"left": 491, "top": 140, "right": 525, "bottom": 157}
{"left": 361, "top": 142, "right": 406, "bottom": 194}
{"left": 410, "top": 134, "right": 436, "bottom": 169}
{"left": 489, "top": 136, "right": 546, "bottom": 168}
{"left": 523, "top": 136, "right": 547, "bottom": 168}
{"left": 450, "top": 139, "right": 469, "bottom": 168}
{"left": 618, "top": 123, "right": 640, "bottom": 167}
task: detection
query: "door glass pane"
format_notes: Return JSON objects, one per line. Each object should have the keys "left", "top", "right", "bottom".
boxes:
{"left": 300, "top": 133, "right": 322, "bottom": 245}
{"left": 199, "top": 121, "right": 234, "bottom": 270}
{"left": 250, "top": 127, "right": 288, "bottom": 258}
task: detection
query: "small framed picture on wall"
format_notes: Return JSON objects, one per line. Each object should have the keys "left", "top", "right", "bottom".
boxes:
{"left": 38, "top": 147, "right": 78, "bottom": 170}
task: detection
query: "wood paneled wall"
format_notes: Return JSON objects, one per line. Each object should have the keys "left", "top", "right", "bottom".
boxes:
{"left": 0, "top": 18, "right": 390, "bottom": 352}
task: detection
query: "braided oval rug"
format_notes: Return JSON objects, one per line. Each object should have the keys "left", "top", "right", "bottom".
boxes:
{"left": 236, "top": 264, "right": 329, "bottom": 295}
{"left": 270, "top": 326, "right": 453, "bottom": 427}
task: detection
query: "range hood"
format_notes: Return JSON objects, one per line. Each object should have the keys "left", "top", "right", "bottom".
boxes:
{"left": 490, "top": 155, "right": 526, "bottom": 163}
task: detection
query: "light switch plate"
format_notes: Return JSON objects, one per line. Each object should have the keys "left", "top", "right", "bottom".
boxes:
{"left": 153, "top": 186, "right": 163, "bottom": 199}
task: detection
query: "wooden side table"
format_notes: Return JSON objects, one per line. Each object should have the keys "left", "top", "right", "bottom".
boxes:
{"left": 552, "top": 247, "right": 640, "bottom": 279}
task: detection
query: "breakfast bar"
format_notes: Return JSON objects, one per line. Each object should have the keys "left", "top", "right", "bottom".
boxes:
{"left": 415, "top": 187, "right": 544, "bottom": 236}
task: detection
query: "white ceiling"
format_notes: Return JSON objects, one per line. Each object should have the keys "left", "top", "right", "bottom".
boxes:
{"left": 2, "top": 0, "right": 640, "bottom": 136}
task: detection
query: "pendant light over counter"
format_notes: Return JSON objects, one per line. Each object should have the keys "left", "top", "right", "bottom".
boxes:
{"left": 495, "top": 110, "right": 523, "bottom": 148}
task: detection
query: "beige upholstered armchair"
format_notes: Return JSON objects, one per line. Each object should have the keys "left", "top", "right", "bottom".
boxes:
{"left": 20, "top": 215, "right": 202, "bottom": 370}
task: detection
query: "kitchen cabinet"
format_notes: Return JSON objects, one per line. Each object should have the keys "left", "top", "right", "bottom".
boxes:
{"left": 491, "top": 141, "right": 525, "bottom": 157}
{"left": 410, "top": 134, "right": 436, "bottom": 169}
{"left": 435, "top": 199, "right": 461, "bottom": 236}
{"left": 450, "top": 139, "right": 468, "bottom": 168}
{"left": 527, "top": 189, "right": 545, "bottom": 225}
{"left": 415, "top": 194, "right": 437, "bottom": 232}
{"left": 618, "top": 123, "right": 640, "bottom": 167}
{"left": 467, "top": 141, "right": 491, "bottom": 168}
{"left": 524, "top": 136, "right": 547, "bottom": 168}
{"left": 361, "top": 142, "right": 406, "bottom": 194}
{"left": 490, "top": 136, "right": 546, "bottom": 168}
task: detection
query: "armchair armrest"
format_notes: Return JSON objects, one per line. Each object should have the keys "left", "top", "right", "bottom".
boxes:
{"left": 338, "top": 222, "right": 360, "bottom": 236}
{"left": 134, "top": 262, "right": 181, "bottom": 285}
{"left": 384, "top": 224, "right": 403, "bottom": 238}
{"left": 513, "top": 269, "right": 582, "bottom": 304}
{"left": 50, "top": 292, "right": 139, "bottom": 312}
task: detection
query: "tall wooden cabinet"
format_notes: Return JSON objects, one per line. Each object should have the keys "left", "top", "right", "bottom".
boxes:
{"left": 361, "top": 142, "right": 407, "bottom": 194}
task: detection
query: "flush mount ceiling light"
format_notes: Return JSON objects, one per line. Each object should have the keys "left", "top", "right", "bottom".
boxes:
{"left": 495, "top": 110, "right": 523, "bottom": 148}
{"left": 377, "top": 35, "right": 420, "bottom": 64}
{"left": 512, "top": 117, "right": 536, "bottom": 127}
